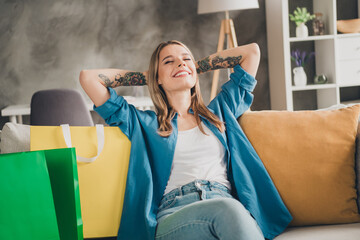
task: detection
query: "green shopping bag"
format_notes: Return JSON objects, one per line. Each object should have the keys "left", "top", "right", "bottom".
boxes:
{"left": 0, "top": 148, "right": 83, "bottom": 240}
{"left": 44, "top": 148, "right": 83, "bottom": 240}
{"left": 0, "top": 150, "right": 60, "bottom": 240}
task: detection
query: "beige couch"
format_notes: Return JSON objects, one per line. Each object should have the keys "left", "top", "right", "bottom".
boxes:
{"left": 275, "top": 222, "right": 360, "bottom": 239}
{"left": 1, "top": 105, "right": 360, "bottom": 240}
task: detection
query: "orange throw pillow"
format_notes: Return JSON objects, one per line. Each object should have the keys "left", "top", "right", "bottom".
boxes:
{"left": 239, "top": 105, "right": 360, "bottom": 226}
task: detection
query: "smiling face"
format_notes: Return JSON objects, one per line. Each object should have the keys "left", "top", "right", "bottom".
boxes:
{"left": 157, "top": 44, "right": 197, "bottom": 94}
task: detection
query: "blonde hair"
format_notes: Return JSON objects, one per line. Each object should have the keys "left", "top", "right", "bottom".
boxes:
{"left": 148, "top": 40, "right": 225, "bottom": 137}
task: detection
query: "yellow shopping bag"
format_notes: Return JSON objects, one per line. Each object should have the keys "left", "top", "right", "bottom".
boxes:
{"left": 30, "top": 125, "right": 131, "bottom": 238}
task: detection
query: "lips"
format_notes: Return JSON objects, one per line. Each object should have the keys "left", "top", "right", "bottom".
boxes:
{"left": 173, "top": 70, "right": 190, "bottom": 77}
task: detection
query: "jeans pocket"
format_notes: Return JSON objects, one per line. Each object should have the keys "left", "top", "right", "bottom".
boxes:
{"left": 158, "top": 196, "right": 179, "bottom": 212}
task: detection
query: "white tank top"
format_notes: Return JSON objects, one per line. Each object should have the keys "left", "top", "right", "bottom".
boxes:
{"left": 164, "top": 122, "right": 231, "bottom": 195}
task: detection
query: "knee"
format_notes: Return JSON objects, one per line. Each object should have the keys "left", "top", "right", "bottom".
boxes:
{"left": 212, "top": 198, "right": 249, "bottom": 222}
{"left": 211, "top": 199, "right": 264, "bottom": 239}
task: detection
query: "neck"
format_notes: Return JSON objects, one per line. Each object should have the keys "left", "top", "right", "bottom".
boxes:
{"left": 166, "top": 90, "right": 192, "bottom": 117}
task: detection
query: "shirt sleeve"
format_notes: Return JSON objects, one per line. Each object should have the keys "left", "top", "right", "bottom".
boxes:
{"left": 93, "top": 87, "right": 134, "bottom": 139}
{"left": 210, "top": 64, "right": 257, "bottom": 119}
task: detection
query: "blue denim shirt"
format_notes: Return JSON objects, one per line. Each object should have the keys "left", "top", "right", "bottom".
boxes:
{"left": 94, "top": 65, "right": 292, "bottom": 240}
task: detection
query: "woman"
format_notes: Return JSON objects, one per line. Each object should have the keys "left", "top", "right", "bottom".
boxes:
{"left": 80, "top": 40, "right": 292, "bottom": 240}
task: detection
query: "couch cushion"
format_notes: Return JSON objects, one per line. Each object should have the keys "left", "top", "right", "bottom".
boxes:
{"left": 274, "top": 223, "right": 360, "bottom": 240}
{"left": 356, "top": 129, "right": 360, "bottom": 213}
{"left": 0, "top": 123, "right": 30, "bottom": 154}
{"left": 239, "top": 105, "right": 360, "bottom": 226}
{"left": 317, "top": 103, "right": 360, "bottom": 213}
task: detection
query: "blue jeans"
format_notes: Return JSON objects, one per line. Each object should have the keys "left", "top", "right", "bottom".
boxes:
{"left": 155, "top": 180, "right": 264, "bottom": 240}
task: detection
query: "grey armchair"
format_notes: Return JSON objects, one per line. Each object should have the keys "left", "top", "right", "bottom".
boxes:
{"left": 30, "top": 89, "right": 94, "bottom": 126}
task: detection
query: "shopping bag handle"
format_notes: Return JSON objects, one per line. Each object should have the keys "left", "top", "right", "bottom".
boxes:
{"left": 60, "top": 124, "right": 105, "bottom": 163}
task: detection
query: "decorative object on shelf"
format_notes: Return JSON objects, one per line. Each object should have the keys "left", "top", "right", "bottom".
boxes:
{"left": 337, "top": 18, "right": 360, "bottom": 33}
{"left": 296, "top": 23, "right": 309, "bottom": 38}
{"left": 289, "top": 7, "right": 315, "bottom": 38}
{"left": 293, "top": 67, "right": 307, "bottom": 86}
{"left": 313, "top": 13, "right": 325, "bottom": 35}
{"left": 314, "top": 74, "right": 328, "bottom": 84}
{"left": 291, "top": 49, "right": 315, "bottom": 86}
{"left": 291, "top": 49, "right": 315, "bottom": 68}
{"left": 197, "top": 0, "right": 259, "bottom": 101}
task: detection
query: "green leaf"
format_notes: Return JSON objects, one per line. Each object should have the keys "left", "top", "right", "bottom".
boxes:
{"left": 289, "top": 6, "right": 314, "bottom": 24}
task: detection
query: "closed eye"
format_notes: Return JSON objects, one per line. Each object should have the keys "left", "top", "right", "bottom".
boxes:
{"left": 165, "top": 58, "right": 191, "bottom": 64}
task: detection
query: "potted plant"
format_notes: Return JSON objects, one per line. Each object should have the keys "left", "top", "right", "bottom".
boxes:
{"left": 289, "top": 7, "right": 315, "bottom": 38}
{"left": 291, "top": 49, "right": 315, "bottom": 86}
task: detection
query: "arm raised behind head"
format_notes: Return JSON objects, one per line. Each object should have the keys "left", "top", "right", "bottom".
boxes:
{"left": 196, "top": 43, "right": 260, "bottom": 78}
{"left": 79, "top": 69, "right": 148, "bottom": 107}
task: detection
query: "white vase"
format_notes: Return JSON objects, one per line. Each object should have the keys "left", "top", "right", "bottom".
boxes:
{"left": 296, "top": 23, "right": 308, "bottom": 38}
{"left": 293, "top": 67, "right": 307, "bottom": 86}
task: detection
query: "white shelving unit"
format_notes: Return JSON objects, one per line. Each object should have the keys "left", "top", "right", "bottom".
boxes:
{"left": 266, "top": 0, "right": 360, "bottom": 110}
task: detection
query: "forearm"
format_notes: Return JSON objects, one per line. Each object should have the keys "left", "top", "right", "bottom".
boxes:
{"left": 79, "top": 68, "right": 147, "bottom": 107}
{"left": 82, "top": 69, "right": 147, "bottom": 88}
{"left": 196, "top": 43, "right": 260, "bottom": 77}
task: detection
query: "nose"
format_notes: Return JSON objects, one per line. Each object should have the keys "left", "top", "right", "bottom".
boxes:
{"left": 178, "top": 62, "right": 185, "bottom": 67}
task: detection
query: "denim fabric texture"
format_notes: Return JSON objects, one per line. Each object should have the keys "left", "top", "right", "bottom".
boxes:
{"left": 155, "top": 180, "right": 264, "bottom": 240}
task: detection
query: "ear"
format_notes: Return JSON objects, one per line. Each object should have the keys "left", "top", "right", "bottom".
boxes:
{"left": 158, "top": 78, "right": 163, "bottom": 85}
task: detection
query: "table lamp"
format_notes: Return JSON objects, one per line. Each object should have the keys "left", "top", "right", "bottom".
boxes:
{"left": 198, "top": 0, "right": 259, "bottom": 101}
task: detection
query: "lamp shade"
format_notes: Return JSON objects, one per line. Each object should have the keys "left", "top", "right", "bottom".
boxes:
{"left": 198, "top": 0, "right": 259, "bottom": 14}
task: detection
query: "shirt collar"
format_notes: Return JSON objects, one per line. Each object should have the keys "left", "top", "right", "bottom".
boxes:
{"left": 188, "top": 107, "right": 215, "bottom": 119}
{"left": 174, "top": 107, "right": 215, "bottom": 121}
{"left": 174, "top": 108, "right": 195, "bottom": 119}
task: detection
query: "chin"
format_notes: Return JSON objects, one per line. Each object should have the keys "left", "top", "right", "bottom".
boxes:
{"left": 179, "top": 77, "right": 196, "bottom": 87}
{"left": 186, "top": 80, "right": 196, "bottom": 89}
